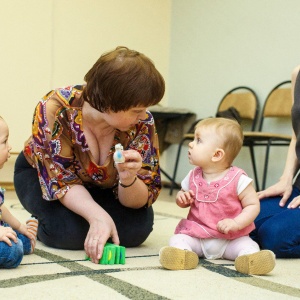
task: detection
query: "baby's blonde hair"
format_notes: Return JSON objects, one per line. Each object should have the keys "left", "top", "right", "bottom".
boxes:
{"left": 195, "top": 117, "right": 243, "bottom": 163}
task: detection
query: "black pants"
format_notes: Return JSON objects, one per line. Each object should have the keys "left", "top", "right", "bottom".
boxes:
{"left": 14, "top": 152, "right": 154, "bottom": 250}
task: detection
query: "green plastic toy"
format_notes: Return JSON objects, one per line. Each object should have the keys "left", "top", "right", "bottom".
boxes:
{"left": 85, "top": 242, "right": 126, "bottom": 265}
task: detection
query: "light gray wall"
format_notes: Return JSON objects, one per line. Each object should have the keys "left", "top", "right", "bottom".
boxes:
{"left": 0, "top": 0, "right": 171, "bottom": 182}
{"left": 163, "top": 0, "right": 298, "bottom": 189}
{"left": 0, "top": 0, "right": 298, "bottom": 189}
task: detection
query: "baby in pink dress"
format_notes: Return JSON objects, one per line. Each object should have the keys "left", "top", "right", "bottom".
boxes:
{"left": 159, "top": 117, "right": 276, "bottom": 275}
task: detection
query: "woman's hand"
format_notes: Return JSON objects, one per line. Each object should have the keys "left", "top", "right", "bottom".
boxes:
{"left": 286, "top": 195, "right": 300, "bottom": 208}
{"left": 60, "top": 185, "right": 120, "bottom": 264}
{"left": 257, "top": 179, "right": 293, "bottom": 207}
{"left": 0, "top": 226, "right": 17, "bottom": 246}
{"left": 115, "top": 149, "right": 149, "bottom": 208}
{"left": 115, "top": 149, "right": 142, "bottom": 183}
{"left": 84, "top": 212, "right": 119, "bottom": 264}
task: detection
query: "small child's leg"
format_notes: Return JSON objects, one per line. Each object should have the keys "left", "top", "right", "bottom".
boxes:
{"left": 223, "top": 236, "right": 260, "bottom": 260}
{"left": 235, "top": 250, "right": 276, "bottom": 275}
{"left": 0, "top": 239, "right": 23, "bottom": 269}
{"left": 169, "top": 233, "right": 203, "bottom": 256}
{"left": 224, "top": 236, "right": 275, "bottom": 275}
{"left": 26, "top": 217, "right": 38, "bottom": 253}
{"left": 159, "top": 234, "right": 200, "bottom": 270}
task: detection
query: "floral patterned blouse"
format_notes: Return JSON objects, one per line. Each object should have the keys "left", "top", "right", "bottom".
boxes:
{"left": 23, "top": 85, "right": 161, "bottom": 207}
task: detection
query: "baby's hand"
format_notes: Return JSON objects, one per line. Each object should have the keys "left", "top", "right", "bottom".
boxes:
{"left": 17, "top": 223, "right": 32, "bottom": 239}
{"left": 217, "top": 218, "right": 240, "bottom": 234}
{"left": 176, "top": 190, "right": 195, "bottom": 208}
{"left": 0, "top": 226, "right": 18, "bottom": 246}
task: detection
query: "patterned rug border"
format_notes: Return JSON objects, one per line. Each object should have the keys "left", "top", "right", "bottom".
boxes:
{"left": 1, "top": 248, "right": 299, "bottom": 299}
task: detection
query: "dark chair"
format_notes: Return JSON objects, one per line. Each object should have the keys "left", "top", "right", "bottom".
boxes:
{"left": 169, "top": 86, "right": 260, "bottom": 195}
{"left": 243, "top": 80, "right": 292, "bottom": 190}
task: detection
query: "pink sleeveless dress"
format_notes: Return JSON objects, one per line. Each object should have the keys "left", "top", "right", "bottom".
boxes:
{"left": 175, "top": 166, "right": 255, "bottom": 240}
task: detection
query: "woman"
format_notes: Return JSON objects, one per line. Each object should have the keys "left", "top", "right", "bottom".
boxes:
{"left": 14, "top": 46, "right": 165, "bottom": 263}
{"left": 250, "top": 66, "right": 300, "bottom": 258}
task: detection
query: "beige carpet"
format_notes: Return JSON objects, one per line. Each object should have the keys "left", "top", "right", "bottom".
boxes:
{"left": 1, "top": 188, "right": 300, "bottom": 299}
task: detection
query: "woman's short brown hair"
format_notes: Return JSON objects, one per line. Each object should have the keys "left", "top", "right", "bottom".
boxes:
{"left": 82, "top": 46, "right": 165, "bottom": 112}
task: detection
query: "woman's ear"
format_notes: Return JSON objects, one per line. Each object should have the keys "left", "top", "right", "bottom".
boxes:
{"left": 212, "top": 148, "right": 225, "bottom": 162}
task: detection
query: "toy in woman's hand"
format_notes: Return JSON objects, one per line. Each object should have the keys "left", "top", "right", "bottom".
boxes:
{"left": 85, "top": 243, "right": 126, "bottom": 265}
{"left": 113, "top": 143, "right": 125, "bottom": 163}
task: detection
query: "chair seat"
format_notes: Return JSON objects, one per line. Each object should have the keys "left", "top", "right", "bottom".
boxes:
{"left": 185, "top": 132, "right": 291, "bottom": 141}
{"left": 182, "top": 133, "right": 194, "bottom": 139}
{"left": 243, "top": 131, "right": 292, "bottom": 141}
{"left": 169, "top": 86, "right": 260, "bottom": 195}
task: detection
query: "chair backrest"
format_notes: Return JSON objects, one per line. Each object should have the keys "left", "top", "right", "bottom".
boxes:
{"left": 217, "top": 86, "right": 259, "bottom": 131}
{"left": 259, "top": 80, "right": 292, "bottom": 131}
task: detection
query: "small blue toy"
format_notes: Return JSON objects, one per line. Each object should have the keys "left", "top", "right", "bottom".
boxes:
{"left": 113, "top": 143, "right": 125, "bottom": 163}
{"left": 85, "top": 243, "right": 126, "bottom": 265}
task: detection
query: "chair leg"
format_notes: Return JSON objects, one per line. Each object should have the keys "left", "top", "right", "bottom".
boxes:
{"left": 262, "top": 141, "right": 272, "bottom": 190}
{"left": 160, "top": 168, "right": 179, "bottom": 186}
{"left": 169, "top": 138, "right": 188, "bottom": 196}
{"left": 249, "top": 145, "right": 260, "bottom": 191}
